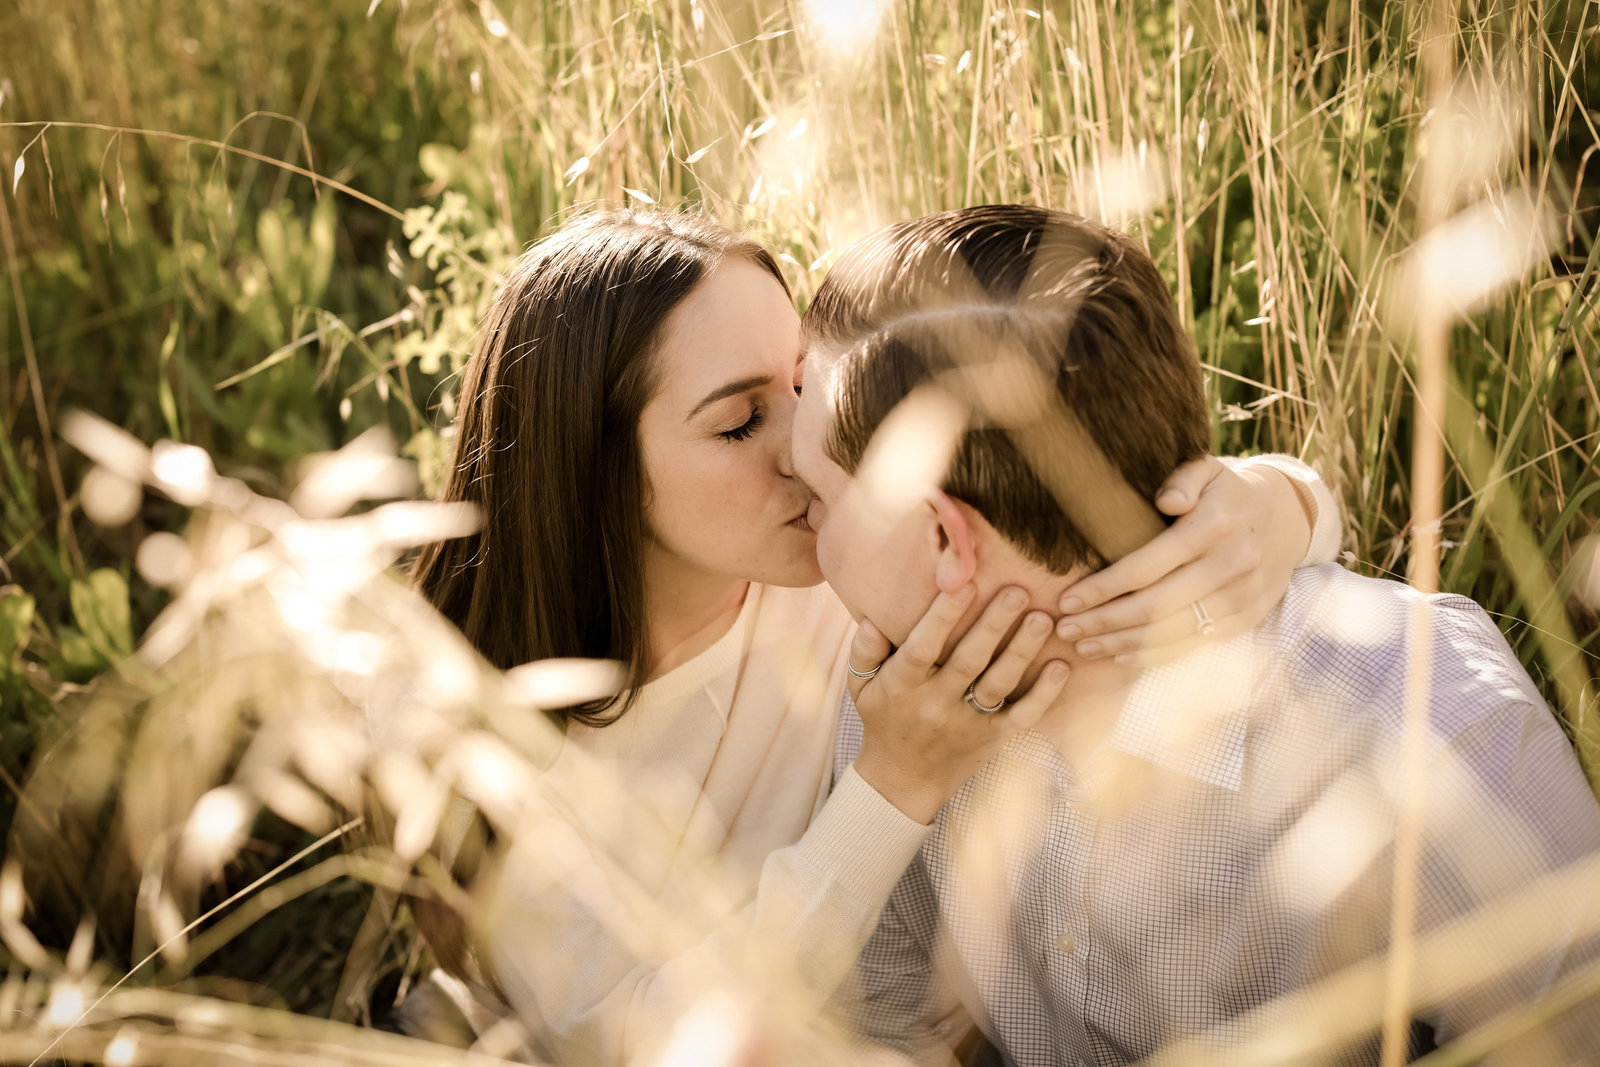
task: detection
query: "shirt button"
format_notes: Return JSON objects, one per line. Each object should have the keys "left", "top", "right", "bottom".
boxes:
{"left": 1056, "top": 931, "right": 1076, "bottom": 954}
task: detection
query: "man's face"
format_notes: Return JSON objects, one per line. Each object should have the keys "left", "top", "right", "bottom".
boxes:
{"left": 791, "top": 355, "right": 944, "bottom": 644}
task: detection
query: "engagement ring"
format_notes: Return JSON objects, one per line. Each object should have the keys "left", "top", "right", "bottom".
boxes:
{"left": 1192, "top": 600, "right": 1217, "bottom": 638}
{"left": 847, "top": 660, "right": 882, "bottom": 680}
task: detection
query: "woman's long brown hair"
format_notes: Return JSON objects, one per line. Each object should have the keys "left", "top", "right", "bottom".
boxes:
{"left": 395, "top": 212, "right": 789, "bottom": 991}
{"left": 411, "top": 211, "right": 788, "bottom": 726}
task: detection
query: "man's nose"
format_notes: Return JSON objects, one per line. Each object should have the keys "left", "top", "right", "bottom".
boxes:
{"left": 774, "top": 391, "right": 799, "bottom": 478}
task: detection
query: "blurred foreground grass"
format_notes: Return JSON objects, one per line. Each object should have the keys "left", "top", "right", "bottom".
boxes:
{"left": 1, "top": 0, "right": 1598, "bottom": 1059}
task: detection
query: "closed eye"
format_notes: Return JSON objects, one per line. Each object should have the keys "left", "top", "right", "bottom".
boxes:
{"left": 718, "top": 406, "right": 766, "bottom": 442}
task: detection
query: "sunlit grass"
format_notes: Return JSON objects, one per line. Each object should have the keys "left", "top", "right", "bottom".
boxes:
{"left": 1, "top": 0, "right": 1598, "bottom": 1062}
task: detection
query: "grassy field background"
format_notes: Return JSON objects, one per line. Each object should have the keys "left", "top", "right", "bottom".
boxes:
{"left": 1, "top": 0, "right": 1598, "bottom": 1056}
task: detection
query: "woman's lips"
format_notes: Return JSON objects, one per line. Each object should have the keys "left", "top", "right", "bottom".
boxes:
{"left": 787, "top": 501, "right": 816, "bottom": 532}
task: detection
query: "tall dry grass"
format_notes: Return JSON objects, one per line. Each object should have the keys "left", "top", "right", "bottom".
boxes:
{"left": 1, "top": 0, "right": 1598, "bottom": 1062}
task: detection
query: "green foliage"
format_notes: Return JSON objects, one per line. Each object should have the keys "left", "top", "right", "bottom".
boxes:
{"left": 64, "top": 567, "right": 133, "bottom": 675}
{"left": 1, "top": 0, "right": 1598, "bottom": 1038}
{"left": 0, "top": 587, "right": 36, "bottom": 666}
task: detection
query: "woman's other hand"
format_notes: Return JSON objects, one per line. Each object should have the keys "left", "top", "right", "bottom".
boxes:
{"left": 848, "top": 585, "right": 1070, "bottom": 824}
{"left": 1052, "top": 455, "right": 1312, "bottom": 668}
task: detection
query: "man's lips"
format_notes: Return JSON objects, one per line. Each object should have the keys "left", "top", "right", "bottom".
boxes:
{"left": 787, "top": 503, "right": 815, "bottom": 532}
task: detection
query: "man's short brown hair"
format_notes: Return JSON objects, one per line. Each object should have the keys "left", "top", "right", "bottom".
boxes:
{"left": 802, "top": 205, "right": 1211, "bottom": 574}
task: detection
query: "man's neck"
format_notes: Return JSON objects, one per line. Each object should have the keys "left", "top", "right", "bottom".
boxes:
{"left": 1029, "top": 654, "right": 1141, "bottom": 768}
{"left": 983, "top": 567, "right": 1143, "bottom": 765}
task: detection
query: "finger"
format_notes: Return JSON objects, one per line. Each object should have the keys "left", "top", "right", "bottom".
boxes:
{"left": 1154, "top": 455, "right": 1225, "bottom": 517}
{"left": 996, "top": 660, "right": 1070, "bottom": 729}
{"left": 845, "top": 618, "right": 894, "bottom": 702}
{"left": 969, "top": 610, "right": 1053, "bottom": 708}
{"left": 1073, "top": 579, "right": 1251, "bottom": 662}
{"left": 892, "top": 584, "right": 978, "bottom": 676}
{"left": 1057, "top": 504, "right": 1228, "bottom": 616}
{"left": 939, "top": 586, "right": 1031, "bottom": 691}
{"left": 1058, "top": 536, "right": 1260, "bottom": 642}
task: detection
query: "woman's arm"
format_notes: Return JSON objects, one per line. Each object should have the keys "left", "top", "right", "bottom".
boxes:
{"left": 489, "top": 764, "right": 932, "bottom": 1065}
{"left": 489, "top": 587, "right": 1067, "bottom": 1065}
{"left": 1053, "top": 453, "right": 1343, "bottom": 666}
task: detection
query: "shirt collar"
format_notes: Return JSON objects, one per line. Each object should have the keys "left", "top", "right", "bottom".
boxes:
{"left": 1098, "top": 630, "right": 1256, "bottom": 792}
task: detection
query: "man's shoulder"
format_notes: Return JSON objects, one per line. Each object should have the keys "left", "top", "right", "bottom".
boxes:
{"left": 1279, "top": 561, "right": 1492, "bottom": 625}
{"left": 1278, "top": 563, "right": 1509, "bottom": 646}
{"left": 1266, "top": 564, "right": 1547, "bottom": 742}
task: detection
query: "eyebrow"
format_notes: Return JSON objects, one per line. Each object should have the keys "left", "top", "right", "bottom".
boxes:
{"left": 687, "top": 375, "right": 773, "bottom": 419}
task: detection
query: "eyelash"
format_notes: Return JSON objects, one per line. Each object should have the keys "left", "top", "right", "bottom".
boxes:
{"left": 719, "top": 406, "right": 766, "bottom": 442}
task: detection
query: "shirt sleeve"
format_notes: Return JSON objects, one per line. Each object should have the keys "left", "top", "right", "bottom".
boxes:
{"left": 832, "top": 854, "right": 962, "bottom": 1066}
{"left": 490, "top": 767, "right": 931, "bottom": 1066}
{"left": 1222, "top": 453, "right": 1343, "bottom": 567}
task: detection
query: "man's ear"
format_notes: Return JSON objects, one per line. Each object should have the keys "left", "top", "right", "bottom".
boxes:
{"left": 928, "top": 490, "right": 978, "bottom": 594}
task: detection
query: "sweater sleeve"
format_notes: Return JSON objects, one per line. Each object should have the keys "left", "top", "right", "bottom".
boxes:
{"left": 490, "top": 768, "right": 930, "bottom": 1065}
{"left": 1222, "top": 453, "right": 1343, "bottom": 567}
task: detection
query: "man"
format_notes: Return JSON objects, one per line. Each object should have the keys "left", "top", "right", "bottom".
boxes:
{"left": 790, "top": 205, "right": 1600, "bottom": 1064}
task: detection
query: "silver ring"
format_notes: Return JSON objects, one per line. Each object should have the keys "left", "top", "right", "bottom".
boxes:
{"left": 964, "top": 681, "right": 1006, "bottom": 715}
{"left": 847, "top": 660, "right": 881, "bottom": 680}
{"left": 1192, "top": 600, "right": 1217, "bottom": 638}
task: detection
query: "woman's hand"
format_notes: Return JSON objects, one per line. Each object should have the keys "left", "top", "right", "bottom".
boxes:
{"left": 1052, "top": 456, "right": 1312, "bottom": 668}
{"left": 848, "top": 584, "right": 1070, "bottom": 824}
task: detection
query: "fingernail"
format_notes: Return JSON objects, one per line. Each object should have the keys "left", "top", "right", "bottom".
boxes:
{"left": 1076, "top": 640, "right": 1102, "bottom": 658}
{"left": 1114, "top": 653, "right": 1136, "bottom": 666}
{"left": 1047, "top": 661, "right": 1070, "bottom": 682}
{"left": 1060, "top": 597, "right": 1083, "bottom": 614}
{"left": 1056, "top": 621, "right": 1082, "bottom": 641}
{"left": 1027, "top": 613, "right": 1050, "bottom": 636}
{"left": 1003, "top": 588, "right": 1027, "bottom": 610}
{"left": 1159, "top": 490, "right": 1185, "bottom": 510}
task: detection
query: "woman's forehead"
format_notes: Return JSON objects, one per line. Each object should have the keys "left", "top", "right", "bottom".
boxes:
{"left": 653, "top": 260, "right": 800, "bottom": 401}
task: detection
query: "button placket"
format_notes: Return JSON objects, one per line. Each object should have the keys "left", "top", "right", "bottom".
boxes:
{"left": 1054, "top": 772, "right": 1092, "bottom": 966}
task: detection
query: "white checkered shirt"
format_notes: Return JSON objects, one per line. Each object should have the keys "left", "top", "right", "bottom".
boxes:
{"left": 832, "top": 564, "right": 1600, "bottom": 1066}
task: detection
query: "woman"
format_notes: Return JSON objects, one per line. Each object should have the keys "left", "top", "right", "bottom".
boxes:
{"left": 397, "top": 211, "right": 1340, "bottom": 1061}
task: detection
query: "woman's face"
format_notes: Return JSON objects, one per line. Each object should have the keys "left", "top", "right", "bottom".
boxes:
{"left": 636, "top": 257, "right": 821, "bottom": 590}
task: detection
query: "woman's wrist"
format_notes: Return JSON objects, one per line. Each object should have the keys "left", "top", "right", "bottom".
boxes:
{"left": 1237, "top": 464, "right": 1313, "bottom": 565}
{"left": 1227, "top": 454, "right": 1325, "bottom": 565}
{"left": 851, "top": 748, "right": 949, "bottom": 825}
{"left": 1275, "top": 468, "right": 1317, "bottom": 560}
